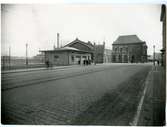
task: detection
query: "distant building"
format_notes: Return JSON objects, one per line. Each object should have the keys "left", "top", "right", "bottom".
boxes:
{"left": 33, "top": 53, "right": 45, "bottom": 62}
{"left": 112, "top": 35, "right": 147, "bottom": 63}
{"left": 147, "top": 55, "right": 153, "bottom": 62}
{"left": 64, "top": 38, "right": 105, "bottom": 64}
{"left": 160, "top": 4, "right": 166, "bottom": 67}
{"left": 155, "top": 52, "right": 162, "bottom": 62}
{"left": 103, "top": 49, "right": 112, "bottom": 63}
{"left": 93, "top": 42, "right": 105, "bottom": 63}
{"left": 147, "top": 53, "right": 162, "bottom": 63}
{"left": 41, "top": 47, "right": 92, "bottom": 66}
{"left": 64, "top": 38, "right": 94, "bottom": 59}
{"left": 41, "top": 38, "right": 111, "bottom": 66}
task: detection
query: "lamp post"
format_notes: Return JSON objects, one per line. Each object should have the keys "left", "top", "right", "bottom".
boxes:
{"left": 26, "top": 43, "right": 28, "bottom": 66}
{"left": 94, "top": 43, "right": 96, "bottom": 65}
{"left": 153, "top": 45, "right": 155, "bottom": 66}
{"left": 9, "top": 46, "right": 11, "bottom": 69}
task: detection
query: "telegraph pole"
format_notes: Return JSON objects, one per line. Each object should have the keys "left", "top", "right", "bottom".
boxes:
{"left": 9, "top": 46, "right": 11, "bottom": 69}
{"left": 94, "top": 43, "right": 96, "bottom": 65}
{"left": 153, "top": 45, "right": 155, "bottom": 66}
{"left": 26, "top": 43, "right": 28, "bottom": 66}
{"left": 57, "top": 33, "right": 59, "bottom": 48}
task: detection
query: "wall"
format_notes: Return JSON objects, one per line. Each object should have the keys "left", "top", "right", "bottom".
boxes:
{"left": 112, "top": 43, "right": 147, "bottom": 63}
{"left": 103, "top": 49, "right": 112, "bottom": 63}
{"left": 68, "top": 52, "right": 91, "bottom": 65}
{"left": 161, "top": 5, "right": 166, "bottom": 67}
{"left": 94, "top": 45, "right": 105, "bottom": 63}
{"left": 69, "top": 42, "right": 92, "bottom": 52}
{"left": 45, "top": 51, "right": 69, "bottom": 66}
{"left": 44, "top": 51, "right": 92, "bottom": 66}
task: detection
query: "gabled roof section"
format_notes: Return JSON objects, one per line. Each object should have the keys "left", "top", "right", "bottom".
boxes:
{"left": 64, "top": 38, "right": 94, "bottom": 50}
{"left": 40, "top": 47, "right": 79, "bottom": 52}
{"left": 113, "top": 35, "right": 145, "bottom": 45}
{"left": 40, "top": 46, "right": 94, "bottom": 54}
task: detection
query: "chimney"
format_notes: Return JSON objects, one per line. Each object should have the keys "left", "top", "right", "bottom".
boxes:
{"left": 57, "top": 33, "right": 59, "bottom": 48}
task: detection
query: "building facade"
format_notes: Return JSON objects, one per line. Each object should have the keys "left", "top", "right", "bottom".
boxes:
{"left": 41, "top": 38, "right": 112, "bottom": 66}
{"left": 103, "top": 49, "right": 112, "bottom": 63}
{"left": 112, "top": 35, "right": 147, "bottom": 63}
{"left": 65, "top": 38, "right": 105, "bottom": 64}
{"left": 94, "top": 43, "right": 105, "bottom": 63}
{"left": 160, "top": 4, "right": 166, "bottom": 67}
{"left": 41, "top": 47, "right": 92, "bottom": 66}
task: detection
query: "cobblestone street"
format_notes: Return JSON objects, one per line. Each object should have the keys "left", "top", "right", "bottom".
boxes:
{"left": 1, "top": 64, "right": 165, "bottom": 125}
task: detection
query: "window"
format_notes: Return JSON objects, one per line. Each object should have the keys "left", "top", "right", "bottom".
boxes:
{"left": 54, "top": 55, "right": 59, "bottom": 59}
{"left": 120, "top": 48, "right": 122, "bottom": 53}
{"left": 126, "top": 47, "right": 128, "bottom": 52}
{"left": 71, "top": 55, "right": 74, "bottom": 62}
{"left": 115, "top": 47, "right": 117, "bottom": 52}
{"left": 54, "top": 55, "right": 59, "bottom": 61}
{"left": 76, "top": 56, "right": 80, "bottom": 58}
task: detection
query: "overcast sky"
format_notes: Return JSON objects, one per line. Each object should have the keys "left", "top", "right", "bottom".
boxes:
{"left": 1, "top": 4, "right": 162, "bottom": 57}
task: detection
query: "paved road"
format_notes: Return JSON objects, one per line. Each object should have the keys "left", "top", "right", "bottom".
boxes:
{"left": 2, "top": 63, "right": 153, "bottom": 125}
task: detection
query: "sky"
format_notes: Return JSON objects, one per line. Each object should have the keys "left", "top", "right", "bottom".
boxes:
{"left": 1, "top": 4, "right": 163, "bottom": 57}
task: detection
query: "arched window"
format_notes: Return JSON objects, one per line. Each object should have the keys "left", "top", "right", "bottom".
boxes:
{"left": 115, "top": 47, "right": 117, "bottom": 52}
{"left": 112, "top": 55, "right": 116, "bottom": 62}
{"left": 120, "top": 48, "right": 122, "bottom": 53}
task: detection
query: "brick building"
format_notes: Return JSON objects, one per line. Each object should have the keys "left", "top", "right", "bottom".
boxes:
{"left": 112, "top": 35, "right": 147, "bottom": 63}
{"left": 65, "top": 38, "right": 105, "bottom": 64}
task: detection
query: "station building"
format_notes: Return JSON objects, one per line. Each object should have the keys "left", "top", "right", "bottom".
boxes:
{"left": 64, "top": 38, "right": 106, "bottom": 64}
{"left": 41, "top": 38, "right": 112, "bottom": 66}
{"left": 112, "top": 35, "right": 147, "bottom": 63}
{"left": 41, "top": 46, "right": 92, "bottom": 66}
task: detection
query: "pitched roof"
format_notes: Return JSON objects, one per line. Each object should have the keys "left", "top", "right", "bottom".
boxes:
{"left": 113, "top": 35, "right": 144, "bottom": 45}
{"left": 60, "top": 46, "right": 79, "bottom": 51}
{"left": 64, "top": 38, "right": 94, "bottom": 50}
{"left": 40, "top": 46, "right": 92, "bottom": 53}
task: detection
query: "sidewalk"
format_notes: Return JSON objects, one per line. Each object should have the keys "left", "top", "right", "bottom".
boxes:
{"left": 137, "top": 65, "right": 166, "bottom": 126}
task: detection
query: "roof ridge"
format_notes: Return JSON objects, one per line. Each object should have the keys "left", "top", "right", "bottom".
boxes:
{"left": 64, "top": 38, "right": 94, "bottom": 49}
{"left": 113, "top": 35, "right": 144, "bottom": 44}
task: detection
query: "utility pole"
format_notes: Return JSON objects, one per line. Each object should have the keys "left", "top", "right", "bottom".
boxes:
{"left": 94, "top": 43, "right": 96, "bottom": 65}
{"left": 153, "top": 45, "right": 155, "bottom": 66}
{"left": 9, "top": 46, "right": 11, "bottom": 69}
{"left": 57, "top": 33, "right": 59, "bottom": 48}
{"left": 26, "top": 43, "right": 28, "bottom": 66}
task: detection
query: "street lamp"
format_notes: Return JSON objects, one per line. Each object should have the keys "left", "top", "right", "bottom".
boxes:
{"left": 94, "top": 43, "right": 96, "bottom": 65}
{"left": 153, "top": 45, "right": 155, "bottom": 66}
{"left": 26, "top": 43, "right": 28, "bottom": 66}
{"left": 9, "top": 46, "right": 11, "bottom": 69}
